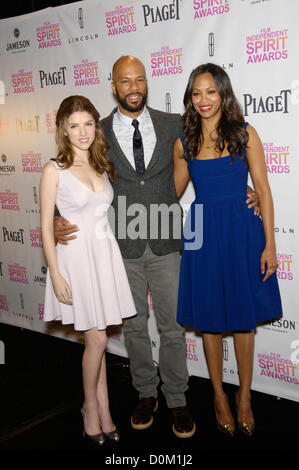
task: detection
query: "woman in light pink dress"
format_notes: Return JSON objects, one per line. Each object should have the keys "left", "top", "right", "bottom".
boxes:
{"left": 40, "top": 95, "right": 136, "bottom": 446}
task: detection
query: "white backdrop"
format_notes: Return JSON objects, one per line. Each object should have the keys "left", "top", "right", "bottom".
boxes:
{"left": 0, "top": 0, "right": 298, "bottom": 402}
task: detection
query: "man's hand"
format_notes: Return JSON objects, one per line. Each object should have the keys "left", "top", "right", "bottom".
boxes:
{"left": 246, "top": 186, "right": 260, "bottom": 216}
{"left": 54, "top": 216, "right": 78, "bottom": 245}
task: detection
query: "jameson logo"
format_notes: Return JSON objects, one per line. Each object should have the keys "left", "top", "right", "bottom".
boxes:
{"left": 39, "top": 67, "right": 67, "bottom": 88}
{"left": 0, "top": 154, "right": 15, "bottom": 175}
{"left": 243, "top": 89, "right": 291, "bottom": 116}
{"left": 142, "top": 0, "right": 180, "bottom": 27}
{"left": 6, "top": 28, "right": 30, "bottom": 53}
{"left": 34, "top": 266, "right": 47, "bottom": 286}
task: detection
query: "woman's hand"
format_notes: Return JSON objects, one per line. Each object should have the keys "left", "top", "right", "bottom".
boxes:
{"left": 51, "top": 272, "right": 73, "bottom": 304}
{"left": 261, "top": 246, "right": 278, "bottom": 282}
{"left": 246, "top": 186, "right": 260, "bottom": 216}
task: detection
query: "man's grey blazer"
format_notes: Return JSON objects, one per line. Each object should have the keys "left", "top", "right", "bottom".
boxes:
{"left": 101, "top": 107, "right": 183, "bottom": 259}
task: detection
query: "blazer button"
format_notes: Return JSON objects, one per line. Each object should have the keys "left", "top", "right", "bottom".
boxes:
{"left": 140, "top": 180, "right": 145, "bottom": 185}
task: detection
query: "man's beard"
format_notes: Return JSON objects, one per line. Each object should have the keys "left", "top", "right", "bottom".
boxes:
{"left": 115, "top": 88, "right": 148, "bottom": 113}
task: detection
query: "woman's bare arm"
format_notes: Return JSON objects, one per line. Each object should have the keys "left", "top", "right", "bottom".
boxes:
{"left": 173, "top": 137, "right": 190, "bottom": 199}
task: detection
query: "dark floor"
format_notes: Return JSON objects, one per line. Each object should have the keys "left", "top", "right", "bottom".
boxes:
{"left": 0, "top": 323, "right": 297, "bottom": 461}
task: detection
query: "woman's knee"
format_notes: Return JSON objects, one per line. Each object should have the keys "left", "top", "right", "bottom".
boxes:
{"left": 84, "top": 328, "right": 108, "bottom": 352}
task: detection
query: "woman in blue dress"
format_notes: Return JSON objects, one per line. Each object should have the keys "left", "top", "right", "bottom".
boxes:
{"left": 173, "top": 63, "right": 282, "bottom": 437}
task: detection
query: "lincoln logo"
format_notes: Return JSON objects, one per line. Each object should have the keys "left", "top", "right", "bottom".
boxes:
{"left": 208, "top": 32, "right": 214, "bottom": 56}
{"left": 165, "top": 93, "right": 171, "bottom": 113}
{"left": 223, "top": 339, "right": 229, "bottom": 361}
{"left": 33, "top": 186, "right": 38, "bottom": 204}
{"left": 19, "top": 293, "right": 24, "bottom": 309}
{"left": 78, "top": 8, "right": 84, "bottom": 29}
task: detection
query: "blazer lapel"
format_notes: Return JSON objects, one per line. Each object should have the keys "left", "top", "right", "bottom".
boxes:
{"left": 145, "top": 107, "right": 169, "bottom": 174}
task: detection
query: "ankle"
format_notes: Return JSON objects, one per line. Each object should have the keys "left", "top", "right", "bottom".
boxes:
{"left": 236, "top": 389, "right": 251, "bottom": 402}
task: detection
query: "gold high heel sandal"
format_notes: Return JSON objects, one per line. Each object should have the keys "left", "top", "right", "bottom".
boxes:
{"left": 235, "top": 392, "right": 255, "bottom": 437}
{"left": 214, "top": 394, "right": 236, "bottom": 438}
{"left": 81, "top": 408, "right": 105, "bottom": 446}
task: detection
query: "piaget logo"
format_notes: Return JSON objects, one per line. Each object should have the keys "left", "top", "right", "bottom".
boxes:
{"left": 243, "top": 89, "right": 291, "bottom": 116}
{"left": 246, "top": 27, "right": 288, "bottom": 64}
{"left": 39, "top": 67, "right": 67, "bottom": 88}
{"left": 150, "top": 46, "right": 183, "bottom": 77}
{"left": 16, "top": 115, "right": 40, "bottom": 133}
{"left": 73, "top": 60, "right": 100, "bottom": 86}
{"left": 142, "top": 0, "right": 180, "bottom": 27}
{"left": 105, "top": 5, "right": 136, "bottom": 36}
{"left": 193, "top": 0, "right": 230, "bottom": 19}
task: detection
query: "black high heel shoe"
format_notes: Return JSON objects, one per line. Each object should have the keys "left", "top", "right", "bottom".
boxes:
{"left": 81, "top": 408, "right": 105, "bottom": 446}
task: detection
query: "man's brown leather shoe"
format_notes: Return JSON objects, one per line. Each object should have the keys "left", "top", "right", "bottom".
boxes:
{"left": 131, "top": 397, "right": 158, "bottom": 430}
{"left": 170, "top": 406, "right": 196, "bottom": 438}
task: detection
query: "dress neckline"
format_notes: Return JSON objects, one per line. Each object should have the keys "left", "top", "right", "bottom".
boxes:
{"left": 66, "top": 169, "right": 106, "bottom": 193}
{"left": 194, "top": 155, "right": 231, "bottom": 161}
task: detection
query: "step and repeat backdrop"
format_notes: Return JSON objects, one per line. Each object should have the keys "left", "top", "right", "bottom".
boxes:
{"left": 0, "top": 0, "right": 298, "bottom": 401}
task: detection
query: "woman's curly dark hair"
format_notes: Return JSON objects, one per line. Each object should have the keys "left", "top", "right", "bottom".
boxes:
{"left": 182, "top": 63, "right": 248, "bottom": 162}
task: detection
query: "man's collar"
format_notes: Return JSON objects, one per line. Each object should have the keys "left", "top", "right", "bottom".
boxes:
{"left": 116, "top": 106, "right": 148, "bottom": 126}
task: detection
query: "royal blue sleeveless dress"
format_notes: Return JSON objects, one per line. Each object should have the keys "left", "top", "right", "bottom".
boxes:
{"left": 177, "top": 132, "right": 283, "bottom": 332}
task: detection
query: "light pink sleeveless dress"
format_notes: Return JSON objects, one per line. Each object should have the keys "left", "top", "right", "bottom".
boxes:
{"left": 43, "top": 161, "right": 136, "bottom": 331}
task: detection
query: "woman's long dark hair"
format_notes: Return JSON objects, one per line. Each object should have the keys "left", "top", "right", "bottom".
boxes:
{"left": 53, "top": 95, "right": 115, "bottom": 180}
{"left": 182, "top": 63, "right": 248, "bottom": 162}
